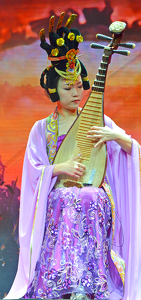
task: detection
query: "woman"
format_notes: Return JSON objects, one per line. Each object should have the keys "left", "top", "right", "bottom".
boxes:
{"left": 5, "top": 13, "right": 141, "bottom": 300}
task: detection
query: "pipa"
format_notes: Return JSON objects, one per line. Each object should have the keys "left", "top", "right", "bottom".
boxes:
{"left": 53, "top": 21, "right": 135, "bottom": 188}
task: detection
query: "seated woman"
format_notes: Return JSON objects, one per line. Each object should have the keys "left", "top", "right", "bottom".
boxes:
{"left": 5, "top": 13, "right": 141, "bottom": 300}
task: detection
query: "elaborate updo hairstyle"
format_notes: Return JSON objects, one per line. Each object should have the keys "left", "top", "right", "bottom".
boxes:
{"left": 39, "top": 12, "right": 90, "bottom": 102}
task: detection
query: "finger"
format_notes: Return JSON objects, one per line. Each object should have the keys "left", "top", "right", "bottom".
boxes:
{"left": 77, "top": 154, "right": 82, "bottom": 163}
{"left": 87, "top": 130, "right": 98, "bottom": 135}
{"left": 71, "top": 174, "right": 81, "bottom": 180}
{"left": 87, "top": 134, "right": 101, "bottom": 140}
{"left": 87, "top": 130, "right": 102, "bottom": 136}
{"left": 87, "top": 129, "right": 93, "bottom": 134}
{"left": 72, "top": 166, "right": 82, "bottom": 177}
{"left": 74, "top": 169, "right": 81, "bottom": 177}
{"left": 90, "top": 126, "right": 102, "bottom": 130}
{"left": 94, "top": 139, "right": 105, "bottom": 148}
{"left": 94, "top": 141, "right": 101, "bottom": 148}
{"left": 74, "top": 168, "right": 84, "bottom": 177}
{"left": 79, "top": 162, "right": 86, "bottom": 169}
{"left": 73, "top": 153, "right": 82, "bottom": 162}
{"left": 77, "top": 163, "right": 86, "bottom": 171}
{"left": 73, "top": 174, "right": 81, "bottom": 179}
{"left": 75, "top": 164, "right": 85, "bottom": 172}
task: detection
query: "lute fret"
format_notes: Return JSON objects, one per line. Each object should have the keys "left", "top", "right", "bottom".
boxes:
{"left": 76, "top": 90, "right": 103, "bottom": 159}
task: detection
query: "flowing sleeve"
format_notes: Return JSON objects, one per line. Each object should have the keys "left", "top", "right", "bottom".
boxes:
{"left": 105, "top": 115, "right": 141, "bottom": 300}
{"left": 5, "top": 119, "right": 57, "bottom": 299}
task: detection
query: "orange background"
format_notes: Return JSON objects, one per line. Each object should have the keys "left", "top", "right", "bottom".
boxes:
{"left": 0, "top": 0, "right": 141, "bottom": 298}
{"left": 0, "top": 0, "right": 141, "bottom": 190}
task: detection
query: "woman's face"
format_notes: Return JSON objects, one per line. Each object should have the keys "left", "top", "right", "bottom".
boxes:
{"left": 57, "top": 75, "right": 83, "bottom": 111}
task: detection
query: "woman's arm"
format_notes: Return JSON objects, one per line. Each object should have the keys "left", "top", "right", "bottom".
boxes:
{"left": 87, "top": 125, "right": 132, "bottom": 155}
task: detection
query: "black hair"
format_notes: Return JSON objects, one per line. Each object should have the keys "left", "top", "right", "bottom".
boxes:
{"left": 39, "top": 13, "right": 90, "bottom": 102}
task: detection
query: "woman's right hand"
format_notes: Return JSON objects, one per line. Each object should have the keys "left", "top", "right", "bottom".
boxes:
{"left": 53, "top": 155, "right": 86, "bottom": 179}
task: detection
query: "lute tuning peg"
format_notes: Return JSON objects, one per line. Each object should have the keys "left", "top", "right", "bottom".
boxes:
{"left": 90, "top": 21, "right": 136, "bottom": 56}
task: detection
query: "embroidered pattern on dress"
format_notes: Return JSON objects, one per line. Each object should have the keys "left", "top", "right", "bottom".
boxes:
{"left": 45, "top": 107, "right": 82, "bottom": 164}
{"left": 102, "top": 183, "right": 115, "bottom": 242}
{"left": 24, "top": 187, "right": 112, "bottom": 299}
{"left": 46, "top": 108, "right": 58, "bottom": 164}
{"left": 29, "top": 166, "right": 46, "bottom": 283}
{"left": 102, "top": 182, "right": 125, "bottom": 286}
{"left": 110, "top": 250, "right": 125, "bottom": 285}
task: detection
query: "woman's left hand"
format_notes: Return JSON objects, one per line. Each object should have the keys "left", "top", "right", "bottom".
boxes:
{"left": 87, "top": 125, "right": 116, "bottom": 148}
{"left": 87, "top": 125, "right": 132, "bottom": 154}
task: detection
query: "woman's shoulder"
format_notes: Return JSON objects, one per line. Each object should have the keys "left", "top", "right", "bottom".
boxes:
{"left": 28, "top": 118, "right": 47, "bottom": 146}
{"left": 104, "top": 115, "right": 125, "bottom": 134}
{"left": 29, "top": 109, "right": 57, "bottom": 142}
{"left": 30, "top": 118, "right": 46, "bottom": 133}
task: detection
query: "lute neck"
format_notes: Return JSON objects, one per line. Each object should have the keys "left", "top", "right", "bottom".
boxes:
{"left": 92, "top": 47, "right": 112, "bottom": 93}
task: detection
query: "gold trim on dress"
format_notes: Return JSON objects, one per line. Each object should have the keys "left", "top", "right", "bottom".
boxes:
{"left": 28, "top": 166, "right": 46, "bottom": 283}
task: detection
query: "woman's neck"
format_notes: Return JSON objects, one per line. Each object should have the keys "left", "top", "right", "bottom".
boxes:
{"left": 57, "top": 104, "right": 77, "bottom": 121}
{"left": 57, "top": 105, "right": 78, "bottom": 135}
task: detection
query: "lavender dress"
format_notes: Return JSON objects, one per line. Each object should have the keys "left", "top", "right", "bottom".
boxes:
{"left": 24, "top": 135, "right": 112, "bottom": 300}
{"left": 6, "top": 115, "right": 141, "bottom": 300}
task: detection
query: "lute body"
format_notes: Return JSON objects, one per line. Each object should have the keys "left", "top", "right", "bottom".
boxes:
{"left": 54, "top": 90, "right": 106, "bottom": 188}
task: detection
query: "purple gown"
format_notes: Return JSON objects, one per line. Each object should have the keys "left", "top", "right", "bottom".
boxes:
{"left": 5, "top": 116, "right": 141, "bottom": 300}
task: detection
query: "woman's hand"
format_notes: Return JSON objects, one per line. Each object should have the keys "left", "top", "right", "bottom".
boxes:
{"left": 87, "top": 126, "right": 115, "bottom": 147}
{"left": 87, "top": 125, "right": 132, "bottom": 154}
{"left": 53, "top": 154, "right": 86, "bottom": 178}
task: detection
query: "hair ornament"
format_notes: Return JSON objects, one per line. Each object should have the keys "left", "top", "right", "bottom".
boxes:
{"left": 66, "top": 49, "right": 79, "bottom": 75}
{"left": 68, "top": 32, "right": 75, "bottom": 41}
{"left": 39, "top": 12, "right": 90, "bottom": 102}
{"left": 51, "top": 48, "right": 59, "bottom": 56}
{"left": 48, "top": 55, "right": 66, "bottom": 61}
{"left": 48, "top": 88, "right": 57, "bottom": 93}
{"left": 39, "top": 28, "right": 45, "bottom": 42}
{"left": 56, "top": 12, "right": 65, "bottom": 31}
{"left": 76, "top": 35, "right": 83, "bottom": 43}
{"left": 49, "top": 15, "right": 55, "bottom": 33}
{"left": 66, "top": 49, "right": 79, "bottom": 59}
{"left": 82, "top": 76, "right": 89, "bottom": 82}
{"left": 64, "top": 14, "right": 77, "bottom": 29}
{"left": 56, "top": 38, "right": 65, "bottom": 46}
{"left": 55, "top": 60, "right": 81, "bottom": 84}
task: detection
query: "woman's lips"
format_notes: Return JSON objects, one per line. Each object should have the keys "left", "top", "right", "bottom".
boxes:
{"left": 72, "top": 99, "right": 80, "bottom": 103}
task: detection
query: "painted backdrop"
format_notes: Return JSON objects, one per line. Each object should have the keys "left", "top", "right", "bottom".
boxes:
{"left": 0, "top": 0, "right": 141, "bottom": 298}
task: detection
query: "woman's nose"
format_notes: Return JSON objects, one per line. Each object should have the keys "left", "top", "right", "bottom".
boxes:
{"left": 72, "top": 87, "right": 79, "bottom": 97}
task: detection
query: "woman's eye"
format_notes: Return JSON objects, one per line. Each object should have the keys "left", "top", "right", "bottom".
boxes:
{"left": 78, "top": 85, "right": 83, "bottom": 88}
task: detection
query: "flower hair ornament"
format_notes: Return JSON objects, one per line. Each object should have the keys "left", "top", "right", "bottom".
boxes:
{"left": 39, "top": 12, "right": 90, "bottom": 102}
